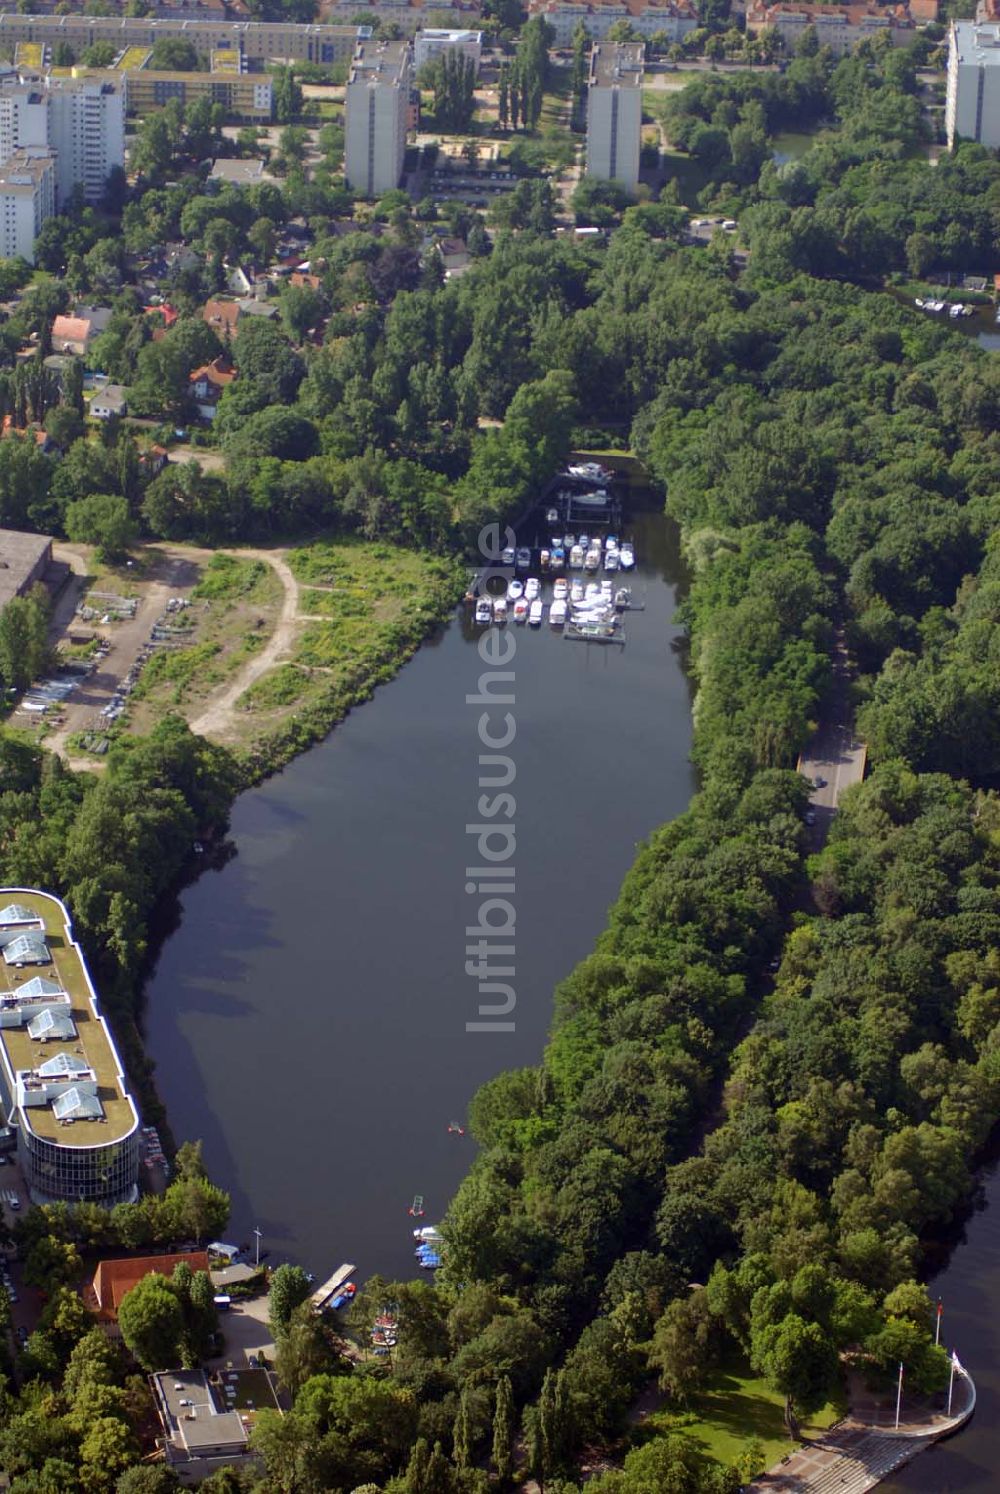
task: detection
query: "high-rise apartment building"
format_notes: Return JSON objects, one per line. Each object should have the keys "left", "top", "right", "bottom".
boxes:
{"left": 344, "top": 38, "right": 411, "bottom": 198}
{"left": 585, "top": 41, "right": 643, "bottom": 190}
{"left": 947, "top": 21, "right": 1000, "bottom": 148}
{"left": 0, "top": 74, "right": 124, "bottom": 206}
{"left": 0, "top": 147, "right": 54, "bottom": 262}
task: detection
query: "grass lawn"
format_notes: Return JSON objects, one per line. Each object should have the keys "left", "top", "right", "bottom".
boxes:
{"left": 658, "top": 147, "right": 712, "bottom": 208}
{"left": 643, "top": 1355, "right": 847, "bottom": 1471}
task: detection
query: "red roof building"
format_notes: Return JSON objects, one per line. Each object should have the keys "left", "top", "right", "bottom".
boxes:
{"left": 87, "top": 1251, "right": 211, "bottom": 1325}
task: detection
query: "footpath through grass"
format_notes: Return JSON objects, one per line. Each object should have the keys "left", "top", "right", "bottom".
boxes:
{"left": 640, "top": 1354, "right": 847, "bottom": 1471}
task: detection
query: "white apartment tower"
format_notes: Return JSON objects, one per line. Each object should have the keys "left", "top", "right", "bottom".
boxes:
{"left": 0, "top": 148, "right": 55, "bottom": 263}
{"left": 344, "top": 38, "right": 411, "bottom": 198}
{"left": 585, "top": 41, "right": 643, "bottom": 190}
{"left": 0, "top": 75, "right": 125, "bottom": 207}
{"left": 947, "top": 21, "right": 1000, "bottom": 149}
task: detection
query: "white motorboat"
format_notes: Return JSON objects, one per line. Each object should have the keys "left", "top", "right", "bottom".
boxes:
{"left": 550, "top": 599, "right": 567, "bottom": 627}
{"left": 501, "top": 546, "right": 515, "bottom": 566}
{"left": 513, "top": 597, "right": 529, "bottom": 624}
{"left": 567, "top": 461, "right": 612, "bottom": 484}
{"left": 474, "top": 598, "right": 492, "bottom": 625}
{"left": 507, "top": 578, "right": 524, "bottom": 600}
{"left": 529, "top": 599, "right": 543, "bottom": 626}
{"left": 604, "top": 534, "right": 619, "bottom": 551}
{"left": 515, "top": 547, "right": 532, "bottom": 570}
{"left": 584, "top": 547, "right": 601, "bottom": 572}
{"left": 492, "top": 597, "right": 507, "bottom": 623}
{"left": 545, "top": 507, "right": 559, "bottom": 525}
{"left": 604, "top": 550, "right": 619, "bottom": 572}
{"left": 525, "top": 577, "right": 541, "bottom": 601}
{"left": 570, "top": 578, "right": 584, "bottom": 602}
{"left": 553, "top": 577, "right": 568, "bottom": 600}
{"left": 619, "top": 544, "right": 635, "bottom": 570}
{"left": 564, "top": 534, "right": 576, "bottom": 548}
{"left": 569, "top": 545, "right": 585, "bottom": 570}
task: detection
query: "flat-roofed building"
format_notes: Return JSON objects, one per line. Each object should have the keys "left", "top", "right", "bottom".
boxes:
{"left": 0, "top": 73, "right": 124, "bottom": 206}
{"left": 0, "top": 890, "right": 139, "bottom": 1206}
{"left": 947, "top": 20, "right": 1000, "bottom": 146}
{"left": 80, "top": 62, "right": 273, "bottom": 120}
{"left": 413, "top": 27, "right": 482, "bottom": 71}
{"left": 151, "top": 1367, "right": 282, "bottom": 1477}
{"left": 0, "top": 14, "right": 365, "bottom": 67}
{"left": 585, "top": 40, "right": 643, "bottom": 189}
{"left": 344, "top": 37, "right": 410, "bottom": 197}
{"left": 0, "top": 529, "right": 53, "bottom": 609}
{"left": 0, "top": 146, "right": 54, "bottom": 261}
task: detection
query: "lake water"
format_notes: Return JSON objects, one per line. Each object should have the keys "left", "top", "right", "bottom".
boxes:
{"left": 881, "top": 1155, "right": 1000, "bottom": 1493}
{"left": 142, "top": 507, "right": 697, "bottom": 1281}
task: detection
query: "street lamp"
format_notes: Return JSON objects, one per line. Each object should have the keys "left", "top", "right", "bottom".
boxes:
{"left": 253, "top": 1227, "right": 262, "bottom": 1267}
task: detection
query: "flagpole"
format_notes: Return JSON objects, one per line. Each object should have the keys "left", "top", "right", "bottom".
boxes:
{"left": 947, "top": 1353, "right": 956, "bottom": 1417}
{"left": 936, "top": 1300, "right": 943, "bottom": 1346}
{"left": 895, "top": 1362, "right": 904, "bottom": 1430}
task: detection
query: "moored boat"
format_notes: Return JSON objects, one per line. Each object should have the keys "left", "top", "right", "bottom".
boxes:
{"left": 550, "top": 599, "right": 567, "bottom": 627}
{"left": 569, "top": 545, "right": 584, "bottom": 570}
{"left": 492, "top": 597, "right": 507, "bottom": 623}
{"left": 501, "top": 546, "right": 515, "bottom": 566}
{"left": 525, "top": 576, "right": 541, "bottom": 600}
{"left": 507, "top": 578, "right": 523, "bottom": 600}
{"left": 553, "top": 577, "right": 568, "bottom": 600}
{"left": 513, "top": 598, "right": 529, "bottom": 624}
{"left": 540, "top": 548, "right": 551, "bottom": 571}
{"left": 529, "top": 599, "right": 544, "bottom": 626}
{"left": 619, "top": 543, "right": 635, "bottom": 570}
{"left": 474, "top": 599, "right": 492, "bottom": 625}
{"left": 515, "top": 547, "right": 531, "bottom": 570}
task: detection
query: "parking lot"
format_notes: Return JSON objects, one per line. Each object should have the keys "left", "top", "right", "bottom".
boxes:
{"left": 32, "top": 544, "right": 204, "bottom": 763}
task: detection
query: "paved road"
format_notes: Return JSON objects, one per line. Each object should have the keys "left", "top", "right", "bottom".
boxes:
{"left": 797, "top": 629, "right": 866, "bottom": 844}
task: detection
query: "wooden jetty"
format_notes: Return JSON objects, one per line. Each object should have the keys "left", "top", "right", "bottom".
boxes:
{"left": 310, "top": 1263, "right": 356, "bottom": 1311}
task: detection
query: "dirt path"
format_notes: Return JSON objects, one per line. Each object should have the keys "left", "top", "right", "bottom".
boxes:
{"left": 188, "top": 549, "right": 299, "bottom": 740}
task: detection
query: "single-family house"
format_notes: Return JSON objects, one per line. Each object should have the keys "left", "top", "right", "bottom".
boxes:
{"left": 202, "top": 299, "right": 242, "bottom": 339}
{"left": 91, "top": 384, "right": 128, "bottom": 420}
{"left": 437, "top": 236, "right": 471, "bottom": 279}
{"left": 190, "top": 357, "right": 236, "bottom": 421}
{"left": 50, "top": 315, "right": 93, "bottom": 358}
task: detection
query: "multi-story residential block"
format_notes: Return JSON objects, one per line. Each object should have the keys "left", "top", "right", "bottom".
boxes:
{"left": 527, "top": 0, "right": 696, "bottom": 44}
{"left": 947, "top": 20, "right": 1000, "bottom": 147}
{"left": 0, "top": 14, "right": 365, "bottom": 67}
{"left": 321, "top": 0, "right": 481, "bottom": 36}
{"left": 344, "top": 38, "right": 411, "bottom": 198}
{"left": 745, "top": 0, "right": 917, "bottom": 55}
{"left": 0, "top": 73, "right": 123, "bottom": 206}
{"left": 413, "top": 27, "right": 482, "bottom": 72}
{"left": 585, "top": 40, "right": 643, "bottom": 189}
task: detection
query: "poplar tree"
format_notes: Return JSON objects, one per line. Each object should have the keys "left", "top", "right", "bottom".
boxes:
{"left": 492, "top": 1373, "right": 515, "bottom": 1485}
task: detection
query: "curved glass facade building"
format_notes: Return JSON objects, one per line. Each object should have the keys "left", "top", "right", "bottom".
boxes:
{"left": 0, "top": 890, "right": 139, "bottom": 1206}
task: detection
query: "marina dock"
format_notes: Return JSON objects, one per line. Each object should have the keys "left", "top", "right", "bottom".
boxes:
{"left": 310, "top": 1263, "right": 356, "bottom": 1311}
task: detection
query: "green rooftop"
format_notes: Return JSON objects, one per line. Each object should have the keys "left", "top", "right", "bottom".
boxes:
{"left": 0, "top": 890, "right": 138, "bottom": 1148}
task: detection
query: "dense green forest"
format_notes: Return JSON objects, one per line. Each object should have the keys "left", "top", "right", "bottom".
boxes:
{"left": 1, "top": 35, "right": 1000, "bottom": 1494}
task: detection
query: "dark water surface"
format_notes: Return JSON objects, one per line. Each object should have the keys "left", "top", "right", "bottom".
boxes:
{"left": 881, "top": 1156, "right": 1000, "bottom": 1493}
{"left": 143, "top": 510, "right": 696, "bottom": 1282}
